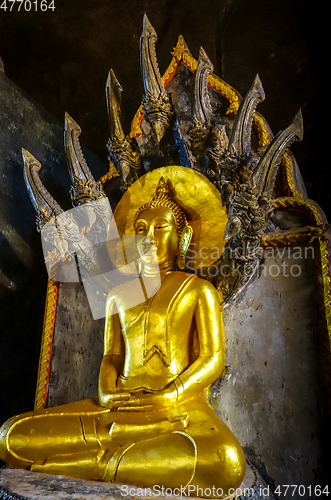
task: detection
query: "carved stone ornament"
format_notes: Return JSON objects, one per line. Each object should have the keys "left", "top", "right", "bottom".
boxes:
{"left": 105, "top": 69, "right": 142, "bottom": 191}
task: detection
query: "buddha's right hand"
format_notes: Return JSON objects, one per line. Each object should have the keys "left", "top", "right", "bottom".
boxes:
{"left": 99, "top": 389, "right": 131, "bottom": 408}
{"left": 108, "top": 414, "right": 189, "bottom": 447}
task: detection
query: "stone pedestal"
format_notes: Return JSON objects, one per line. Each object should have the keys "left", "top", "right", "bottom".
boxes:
{"left": 0, "top": 462, "right": 274, "bottom": 500}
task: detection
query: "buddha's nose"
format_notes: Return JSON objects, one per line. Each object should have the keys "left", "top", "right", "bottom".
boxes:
{"left": 143, "top": 225, "right": 155, "bottom": 248}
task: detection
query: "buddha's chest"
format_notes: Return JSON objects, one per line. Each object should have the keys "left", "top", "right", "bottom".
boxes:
{"left": 118, "top": 273, "right": 197, "bottom": 372}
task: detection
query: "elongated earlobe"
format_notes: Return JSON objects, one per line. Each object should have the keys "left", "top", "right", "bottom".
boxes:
{"left": 177, "top": 225, "right": 193, "bottom": 270}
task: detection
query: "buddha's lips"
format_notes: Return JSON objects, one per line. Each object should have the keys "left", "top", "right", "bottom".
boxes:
{"left": 142, "top": 245, "right": 158, "bottom": 256}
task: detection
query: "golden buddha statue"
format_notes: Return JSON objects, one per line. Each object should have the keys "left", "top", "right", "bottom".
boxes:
{"left": 0, "top": 166, "right": 246, "bottom": 498}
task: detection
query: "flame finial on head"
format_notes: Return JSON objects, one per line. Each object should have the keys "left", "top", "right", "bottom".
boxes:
{"left": 133, "top": 177, "right": 188, "bottom": 235}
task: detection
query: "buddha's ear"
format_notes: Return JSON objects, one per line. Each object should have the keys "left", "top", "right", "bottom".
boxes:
{"left": 177, "top": 225, "right": 193, "bottom": 270}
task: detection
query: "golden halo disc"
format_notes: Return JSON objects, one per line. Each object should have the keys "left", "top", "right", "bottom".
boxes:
{"left": 107, "top": 166, "right": 227, "bottom": 270}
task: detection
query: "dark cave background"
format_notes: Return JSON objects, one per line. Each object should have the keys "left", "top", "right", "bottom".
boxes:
{"left": 0, "top": 0, "right": 328, "bottom": 462}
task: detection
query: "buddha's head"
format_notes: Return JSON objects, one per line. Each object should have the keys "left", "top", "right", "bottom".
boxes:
{"left": 110, "top": 167, "right": 227, "bottom": 274}
{"left": 133, "top": 177, "right": 193, "bottom": 271}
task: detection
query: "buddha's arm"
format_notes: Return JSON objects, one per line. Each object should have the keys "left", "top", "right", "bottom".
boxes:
{"left": 177, "top": 280, "right": 225, "bottom": 397}
{"left": 98, "top": 294, "right": 130, "bottom": 408}
{"left": 116, "top": 280, "right": 224, "bottom": 411}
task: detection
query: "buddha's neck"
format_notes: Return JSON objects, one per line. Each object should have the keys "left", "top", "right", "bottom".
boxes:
{"left": 141, "top": 261, "right": 175, "bottom": 281}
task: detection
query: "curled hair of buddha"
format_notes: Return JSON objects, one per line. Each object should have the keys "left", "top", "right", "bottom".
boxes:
{"left": 133, "top": 177, "right": 188, "bottom": 235}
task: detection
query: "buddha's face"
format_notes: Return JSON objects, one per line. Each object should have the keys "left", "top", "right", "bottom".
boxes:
{"left": 135, "top": 207, "right": 179, "bottom": 270}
